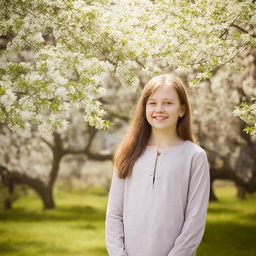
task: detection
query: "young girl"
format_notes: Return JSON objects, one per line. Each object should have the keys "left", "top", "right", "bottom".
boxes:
{"left": 105, "top": 74, "right": 210, "bottom": 256}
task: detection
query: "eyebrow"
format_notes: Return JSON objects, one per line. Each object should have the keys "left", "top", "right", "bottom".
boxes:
{"left": 148, "top": 97, "right": 175, "bottom": 101}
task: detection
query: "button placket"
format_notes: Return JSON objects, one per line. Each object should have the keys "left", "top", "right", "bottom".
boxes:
{"left": 152, "top": 150, "right": 163, "bottom": 189}
{"left": 156, "top": 152, "right": 164, "bottom": 181}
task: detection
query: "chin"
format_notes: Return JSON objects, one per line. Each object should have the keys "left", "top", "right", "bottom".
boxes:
{"left": 152, "top": 125, "right": 171, "bottom": 130}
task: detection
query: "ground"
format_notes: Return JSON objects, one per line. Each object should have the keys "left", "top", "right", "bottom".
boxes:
{"left": 0, "top": 182, "right": 255, "bottom": 256}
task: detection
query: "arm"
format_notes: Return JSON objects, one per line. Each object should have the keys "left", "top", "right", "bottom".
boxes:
{"left": 105, "top": 170, "right": 128, "bottom": 256}
{"left": 168, "top": 150, "right": 210, "bottom": 256}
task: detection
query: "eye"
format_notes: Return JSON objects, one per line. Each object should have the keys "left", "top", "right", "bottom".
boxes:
{"left": 166, "top": 102, "right": 172, "bottom": 104}
{"left": 148, "top": 102, "right": 155, "bottom": 105}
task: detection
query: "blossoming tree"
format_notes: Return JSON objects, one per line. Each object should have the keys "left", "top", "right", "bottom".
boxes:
{"left": 0, "top": 74, "right": 134, "bottom": 210}
{"left": 189, "top": 49, "right": 256, "bottom": 199}
{"left": 1, "top": 0, "right": 255, "bottom": 134}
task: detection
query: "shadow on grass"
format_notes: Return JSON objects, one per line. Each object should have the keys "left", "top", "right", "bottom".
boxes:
{"left": 198, "top": 221, "right": 256, "bottom": 256}
{"left": 0, "top": 241, "right": 19, "bottom": 253}
{"left": 0, "top": 240, "right": 75, "bottom": 255}
{"left": 244, "top": 212, "right": 256, "bottom": 221}
{"left": 0, "top": 242, "right": 107, "bottom": 256}
{"left": 208, "top": 206, "right": 240, "bottom": 214}
{"left": 0, "top": 241, "right": 45, "bottom": 253}
{"left": 0, "top": 205, "right": 106, "bottom": 223}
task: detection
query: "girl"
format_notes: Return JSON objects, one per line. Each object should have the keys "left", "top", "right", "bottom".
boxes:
{"left": 105, "top": 74, "right": 210, "bottom": 256}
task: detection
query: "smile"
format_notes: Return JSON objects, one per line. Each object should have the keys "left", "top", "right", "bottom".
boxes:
{"left": 153, "top": 116, "right": 168, "bottom": 120}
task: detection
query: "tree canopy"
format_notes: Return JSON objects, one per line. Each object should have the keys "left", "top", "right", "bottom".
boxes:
{"left": 1, "top": 0, "right": 255, "bottom": 134}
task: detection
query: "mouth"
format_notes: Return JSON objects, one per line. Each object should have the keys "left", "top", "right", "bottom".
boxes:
{"left": 153, "top": 116, "right": 168, "bottom": 120}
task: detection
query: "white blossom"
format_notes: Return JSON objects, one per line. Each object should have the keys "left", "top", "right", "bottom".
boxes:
{"left": 0, "top": 0, "right": 255, "bottom": 133}
{"left": 55, "top": 87, "right": 67, "bottom": 97}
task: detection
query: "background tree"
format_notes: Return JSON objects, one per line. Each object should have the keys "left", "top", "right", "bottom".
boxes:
{"left": 0, "top": 77, "right": 133, "bottom": 209}
{"left": 190, "top": 48, "right": 256, "bottom": 200}
{"left": 0, "top": 0, "right": 255, "bottom": 134}
{"left": 0, "top": 118, "right": 113, "bottom": 209}
{"left": 1, "top": 0, "right": 256, "bottom": 209}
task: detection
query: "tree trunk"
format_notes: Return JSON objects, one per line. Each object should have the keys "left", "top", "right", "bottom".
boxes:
{"left": 236, "top": 185, "right": 246, "bottom": 200}
{"left": 0, "top": 166, "right": 56, "bottom": 210}
{"left": 4, "top": 198, "right": 12, "bottom": 209}
{"left": 209, "top": 178, "right": 218, "bottom": 202}
{"left": 38, "top": 186, "right": 55, "bottom": 209}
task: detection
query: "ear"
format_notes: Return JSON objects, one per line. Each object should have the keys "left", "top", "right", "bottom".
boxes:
{"left": 179, "top": 104, "right": 186, "bottom": 117}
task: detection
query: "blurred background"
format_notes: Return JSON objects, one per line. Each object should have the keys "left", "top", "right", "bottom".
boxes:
{"left": 1, "top": 61, "right": 256, "bottom": 255}
{"left": 1, "top": 0, "right": 256, "bottom": 256}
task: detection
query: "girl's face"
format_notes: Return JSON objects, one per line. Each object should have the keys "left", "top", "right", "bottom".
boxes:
{"left": 146, "top": 85, "right": 186, "bottom": 132}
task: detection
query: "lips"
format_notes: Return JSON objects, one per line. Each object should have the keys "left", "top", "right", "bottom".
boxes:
{"left": 153, "top": 116, "right": 168, "bottom": 120}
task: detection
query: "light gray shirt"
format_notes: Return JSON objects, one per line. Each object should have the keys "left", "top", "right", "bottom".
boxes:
{"left": 105, "top": 140, "right": 210, "bottom": 256}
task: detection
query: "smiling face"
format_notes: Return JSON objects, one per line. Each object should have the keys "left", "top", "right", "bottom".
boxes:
{"left": 146, "top": 84, "right": 186, "bottom": 133}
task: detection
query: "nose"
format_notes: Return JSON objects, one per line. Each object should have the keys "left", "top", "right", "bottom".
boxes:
{"left": 155, "top": 104, "right": 164, "bottom": 112}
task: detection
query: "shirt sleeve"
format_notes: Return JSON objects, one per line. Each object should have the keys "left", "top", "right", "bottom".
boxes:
{"left": 168, "top": 149, "right": 210, "bottom": 256}
{"left": 105, "top": 170, "right": 128, "bottom": 256}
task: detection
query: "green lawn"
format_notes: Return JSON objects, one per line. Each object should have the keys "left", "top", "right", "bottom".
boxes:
{"left": 198, "top": 186, "right": 256, "bottom": 256}
{"left": 0, "top": 185, "right": 255, "bottom": 256}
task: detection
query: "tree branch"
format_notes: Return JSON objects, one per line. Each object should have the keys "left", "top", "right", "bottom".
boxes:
{"left": 40, "top": 136, "right": 54, "bottom": 151}
{"left": 230, "top": 24, "right": 256, "bottom": 38}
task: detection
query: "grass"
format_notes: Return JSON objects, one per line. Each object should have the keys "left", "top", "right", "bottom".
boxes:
{"left": 0, "top": 184, "right": 256, "bottom": 256}
{"left": 198, "top": 185, "right": 256, "bottom": 256}
{"left": 0, "top": 187, "right": 108, "bottom": 256}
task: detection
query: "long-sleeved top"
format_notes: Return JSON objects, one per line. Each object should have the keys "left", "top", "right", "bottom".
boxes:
{"left": 105, "top": 140, "right": 210, "bottom": 256}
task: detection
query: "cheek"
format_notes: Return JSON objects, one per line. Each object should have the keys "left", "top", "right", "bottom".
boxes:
{"left": 166, "top": 106, "right": 179, "bottom": 114}
{"left": 145, "top": 107, "right": 153, "bottom": 120}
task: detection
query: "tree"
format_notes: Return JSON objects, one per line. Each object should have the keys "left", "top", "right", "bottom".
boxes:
{"left": 189, "top": 48, "right": 256, "bottom": 200}
{"left": 0, "top": 77, "right": 134, "bottom": 210}
{"left": 0, "top": 71, "right": 135, "bottom": 210}
{"left": 0, "top": 0, "right": 255, "bottom": 134}
{"left": 0, "top": 118, "right": 113, "bottom": 209}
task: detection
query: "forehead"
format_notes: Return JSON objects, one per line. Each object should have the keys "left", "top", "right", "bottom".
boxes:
{"left": 148, "top": 85, "right": 179, "bottom": 100}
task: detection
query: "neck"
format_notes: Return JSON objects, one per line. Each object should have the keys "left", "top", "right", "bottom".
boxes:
{"left": 148, "top": 128, "right": 183, "bottom": 148}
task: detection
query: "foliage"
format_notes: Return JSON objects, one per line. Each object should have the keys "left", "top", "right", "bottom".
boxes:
{"left": 233, "top": 96, "right": 256, "bottom": 135}
{"left": 190, "top": 61, "right": 256, "bottom": 190}
{"left": 0, "top": 0, "right": 256, "bottom": 133}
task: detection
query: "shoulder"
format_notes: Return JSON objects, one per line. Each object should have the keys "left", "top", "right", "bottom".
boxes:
{"left": 184, "top": 140, "right": 208, "bottom": 159}
{"left": 184, "top": 142, "right": 209, "bottom": 177}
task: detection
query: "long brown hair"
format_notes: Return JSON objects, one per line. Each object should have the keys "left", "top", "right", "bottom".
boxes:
{"left": 113, "top": 74, "right": 197, "bottom": 178}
